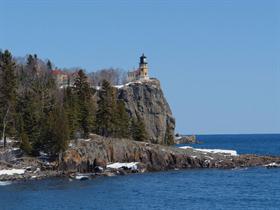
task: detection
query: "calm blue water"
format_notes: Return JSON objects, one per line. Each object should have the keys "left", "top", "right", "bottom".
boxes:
{"left": 0, "top": 134, "right": 280, "bottom": 210}
{"left": 182, "top": 134, "right": 280, "bottom": 156}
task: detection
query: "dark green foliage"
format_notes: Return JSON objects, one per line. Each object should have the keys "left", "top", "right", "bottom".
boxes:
{"left": 20, "top": 132, "right": 32, "bottom": 155}
{"left": 16, "top": 91, "right": 41, "bottom": 153}
{"left": 0, "top": 50, "right": 154, "bottom": 159}
{"left": 164, "top": 124, "right": 174, "bottom": 145}
{"left": 73, "top": 70, "right": 94, "bottom": 137}
{"left": 63, "top": 87, "right": 78, "bottom": 138}
{"left": 46, "top": 60, "right": 52, "bottom": 71}
{"left": 95, "top": 80, "right": 114, "bottom": 137}
{"left": 114, "top": 100, "right": 130, "bottom": 138}
{"left": 41, "top": 105, "right": 69, "bottom": 155}
{"left": 131, "top": 117, "right": 148, "bottom": 142}
{"left": 0, "top": 50, "right": 17, "bottom": 141}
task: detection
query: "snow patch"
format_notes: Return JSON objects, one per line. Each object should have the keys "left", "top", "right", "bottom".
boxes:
{"left": 107, "top": 162, "right": 139, "bottom": 170}
{"left": 0, "top": 169, "right": 25, "bottom": 176}
{"left": 179, "top": 146, "right": 193, "bottom": 149}
{"left": 75, "top": 174, "right": 90, "bottom": 180}
{"left": 179, "top": 146, "right": 238, "bottom": 156}
{"left": 195, "top": 149, "right": 238, "bottom": 156}
{"left": 0, "top": 181, "right": 12, "bottom": 186}
{"left": 265, "top": 162, "right": 280, "bottom": 168}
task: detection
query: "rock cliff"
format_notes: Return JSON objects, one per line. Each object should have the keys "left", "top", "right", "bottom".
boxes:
{"left": 61, "top": 135, "right": 280, "bottom": 173}
{"left": 117, "top": 78, "right": 175, "bottom": 144}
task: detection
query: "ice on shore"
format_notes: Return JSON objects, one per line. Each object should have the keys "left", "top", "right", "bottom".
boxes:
{"left": 265, "top": 162, "right": 280, "bottom": 168}
{"left": 179, "top": 146, "right": 193, "bottom": 149}
{"left": 179, "top": 146, "right": 238, "bottom": 156}
{"left": 107, "top": 162, "right": 139, "bottom": 170}
{"left": 75, "top": 174, "right": 90, "bottom": 180}
{"left": 0, "top": 169, "right": 25, "bottom": 176}
{"left": 0, "top": 181, "right": 12, "bottom": 186}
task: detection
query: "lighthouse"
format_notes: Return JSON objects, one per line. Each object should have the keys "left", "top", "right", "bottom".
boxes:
{"left": 139, "top": 53, "right": 149, "bottom": 79}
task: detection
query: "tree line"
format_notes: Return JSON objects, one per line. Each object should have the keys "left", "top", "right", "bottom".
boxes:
{"left": 0, "top": 50, "right": 148, "bottom": 158}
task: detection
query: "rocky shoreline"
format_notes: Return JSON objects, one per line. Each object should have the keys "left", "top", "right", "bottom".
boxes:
{"left": 1, "top": 135, "right": 280, "bottom": 182}
{"left": 174, "top": 135, "right": 199, "bottom": 144}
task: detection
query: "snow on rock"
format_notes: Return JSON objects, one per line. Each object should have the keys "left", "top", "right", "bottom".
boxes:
{"left": 0, "top": 181, "right": 12, "bottom": 186}
{"left": 265, "top": 162, "right": 280, "bottom": 168}
{"left": 180, "top": 146, "right": 238, "bottom": 156}
{"left": 179, "top": 146, "right": 193, "bottom": 149}
{"left": 114, "top": 80, "right": 148, "bottom": 89}
{"left": 0, "top": 169, "right": 25, "bottom": 176}
{"left": 107, "top": 162, "right": 139, "bottom": 170}
{"left": 114, "top": 84, "right": 124, "bottom": 89}
{"left": 0, "top": 138, "right": 14, "bottom": 144}
{"left": 75, "top": 174, "right": 90, "bottom": 180}
{"left": 195, "top": 149, "right": 238, "bottom": 156}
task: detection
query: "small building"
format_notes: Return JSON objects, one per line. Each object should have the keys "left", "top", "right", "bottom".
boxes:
{"left": 51, "top": 69, "right": 78, "bottom": 87}
{"left": 127, "top": 54, "right": 149, "bottom": 82}
{"left": 51, "top": 69, "right": 69, "bottom": 86}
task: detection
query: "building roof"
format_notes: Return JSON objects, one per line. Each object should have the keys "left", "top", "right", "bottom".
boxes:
{"left": 51, "top": 69, "right": 66, "bottom": 75}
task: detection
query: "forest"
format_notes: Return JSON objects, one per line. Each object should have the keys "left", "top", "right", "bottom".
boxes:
{"left": 0, "top": 50, "right": 150, "bottom": 158}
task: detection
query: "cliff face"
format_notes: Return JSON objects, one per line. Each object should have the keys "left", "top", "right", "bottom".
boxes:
{"left": 61, "top": 135, "right": 280, "bottom": 173}
{"left": 117, "top": 78, "right": 175, "bottom": 144}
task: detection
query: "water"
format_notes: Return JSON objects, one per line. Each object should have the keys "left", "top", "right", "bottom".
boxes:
{"left": 181, "top": 134, "right": 280, "bottom": 156}
{"left": 0, "top": 134, "right": 280, "bottom": 210}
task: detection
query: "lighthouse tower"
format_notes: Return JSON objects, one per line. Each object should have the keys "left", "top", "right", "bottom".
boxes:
{"left": 139, "top": 53, "right": 149, "bottom": 80}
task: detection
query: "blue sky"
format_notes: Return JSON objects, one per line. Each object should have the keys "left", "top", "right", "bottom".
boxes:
{"left": 0, "top": 0, "right": 279, "bottom": 134}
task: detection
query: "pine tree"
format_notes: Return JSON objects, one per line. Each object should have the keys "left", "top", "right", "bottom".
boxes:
{"left": 0, "top": 50, "right": 17, "bottom": 147}
{"left": 41, "top": 105, "right": 69, "bottom": 156}
{"left": 130, "top": 116, "right": 148, "bottom": 142}
{"left": 164, "top": 124, "right": 174, "bottom": 145}
{"left": 46, "top": 60, "right": 52, "bottom": 71}
{"left": 52, "top": 107, "right": 69, "bottom": 155}
{"left": 20, "top": 132, "right": 32, "bottom": 154}
{"left": 73, "top": 70, "right": 93, "bottom": 137}
{"left": 17, "top": 91, "right": 41, "bottom": 153}
{"left": 26, "top": 54, "right": 38, "bottom": 76}
{"left": 114, "top": 100, "right": 130, "bottom": 138}
{"left": 63, "top": 86, "right": 78, "bottom": 138}
{"left": 95, "top": 80, "right": 114, "bottom": 137}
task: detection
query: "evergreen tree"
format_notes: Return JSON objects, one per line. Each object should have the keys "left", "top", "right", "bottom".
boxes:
{"left": 63, "top": 87, "right": 77, "bottom": 138}
{"left": 17, "top": 91, "right": 41, "bottom": 153}
{"left": 0, "top": 50, "right": 17, "bottom": 147}
{"left": 95, "top": 80, "right": 114, "bottom": 137}
{"left": 46, "top": 60, "right": 52, "bottom": 71}
{"left": 164, "top": 124, "right": 174, "bottom": 145}
{"left": 114, "top": 100, "right": 130, "bottom": 138}
{"left": 26, "top": 54, "right": 38, "bottom": 76}
{"left": 40, "top": 104, "right": 69, "bottom": 156}
{"left": 52, "top": 107, "right": 69, "bottom": 155}
{"left": 73, "top": 70, "right": 93, "bottom": 137}
{"left": 130, "top": 116, "right": 148, "bottom": 142}
{"left": 20, "top": 132, "right": 32, "bottom": 154}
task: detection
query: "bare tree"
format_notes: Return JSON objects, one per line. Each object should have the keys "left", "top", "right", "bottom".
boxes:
{"left": 88, "top": 68, "right": 127, "bottom": 86}
{"left": 1, "top": 104, "right": 10, "bottom": 149}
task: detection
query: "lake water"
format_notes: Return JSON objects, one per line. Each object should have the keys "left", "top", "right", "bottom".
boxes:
{"left": 0, "top": 134, "right": 280, "bottom": 210}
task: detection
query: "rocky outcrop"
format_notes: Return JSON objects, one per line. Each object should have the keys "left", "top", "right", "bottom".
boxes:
{"left": 175, "top": 135, "right": 198, "bottom": 144}
{"left": 61, "top": 135, "right": 280, "bottom": 173}
{"left": 2, "top": 135, "right": 280, "bottom": 181}
{"left": 117, "top": 78, "right": 175, "bottom": 144}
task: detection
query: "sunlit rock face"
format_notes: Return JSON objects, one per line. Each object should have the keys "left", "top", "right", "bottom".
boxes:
{"left": 117, "top": 78, "right": 175, "bottom": 145}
